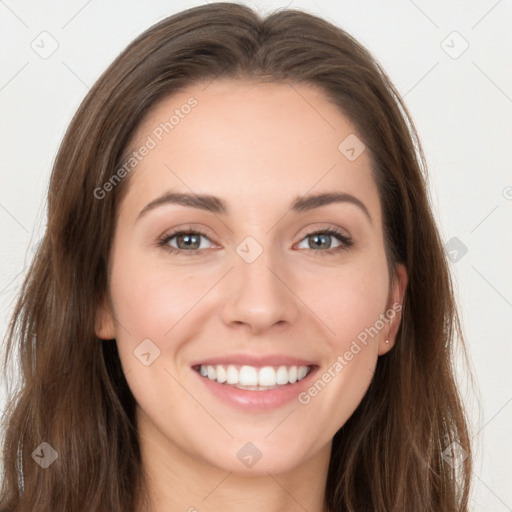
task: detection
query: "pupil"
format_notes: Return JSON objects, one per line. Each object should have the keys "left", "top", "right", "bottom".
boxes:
{"left": 179, "top": 234, "right": 199, "bottom": 249}
{"left": 311, "top": 234, "right": 330, "bottom": 249}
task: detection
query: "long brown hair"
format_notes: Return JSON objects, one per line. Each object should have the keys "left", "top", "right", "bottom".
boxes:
{"left": 0, "top": 3, "right": 473, "bottom": 511}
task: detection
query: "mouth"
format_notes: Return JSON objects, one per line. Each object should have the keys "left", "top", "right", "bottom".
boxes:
{"left": 190, "top": 354, "right": 319, "bottom": 410}
{"left": 192, "top": 363, "right": 314, "bottom": 391}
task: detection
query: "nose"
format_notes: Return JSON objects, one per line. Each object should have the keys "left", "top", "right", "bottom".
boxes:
{"left": 220, "top": 247, "right": 300, "bottom": 334}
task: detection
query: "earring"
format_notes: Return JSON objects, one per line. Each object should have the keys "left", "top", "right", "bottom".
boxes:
{"left": 385, "top": 339, "right": 390, "bottom": 344}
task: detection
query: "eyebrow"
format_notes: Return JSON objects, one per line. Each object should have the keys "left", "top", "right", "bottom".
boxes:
{"left": 136, "top": 190, "right": 372, "bottom": 223}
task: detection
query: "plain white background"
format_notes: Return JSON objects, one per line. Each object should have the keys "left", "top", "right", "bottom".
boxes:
{"left": 1, "top": 0, "right": 511, "bottom": 509}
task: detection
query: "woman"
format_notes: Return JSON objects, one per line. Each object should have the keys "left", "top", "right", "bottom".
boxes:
{"left": 0, "top": 3, "right": 472, "bottom": 511}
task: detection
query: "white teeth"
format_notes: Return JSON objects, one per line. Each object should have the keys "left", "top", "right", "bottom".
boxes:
{"left": 216, "top": 365, "right": 227, "bottom": 383}
{"left": 276, "top": 366, "right": 288, "bottom": 385}
{"left": 226, "top": 365, "right": 238, "bottom": 385}
{"left": 297, "top": 366, "right": 308, "bottom": 380}
{"left": 258, "top": 366, "right": 277, "bottom": 386}
{"left": 239, "top": 366, "right": 258, "bottom": 386}
{"left": 207, "top": 366, "right": 216, "bottom": 380}
{"left": 197, "top": 364, "right": 311, "bottom": 387}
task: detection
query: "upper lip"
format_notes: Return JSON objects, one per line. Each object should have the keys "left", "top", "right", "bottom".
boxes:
{"left": 191, "top": 353, "right": 317, "bottom": 368}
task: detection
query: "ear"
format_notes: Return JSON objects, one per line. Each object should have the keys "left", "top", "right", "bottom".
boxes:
{"left": 95, "top": 294, "right": 116, "bottom": 340}
{"left": 378, "top": 262, "right": 407, "bottom": 355}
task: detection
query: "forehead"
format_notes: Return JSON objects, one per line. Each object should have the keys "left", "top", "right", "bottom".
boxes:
{"left": 120, "top": 79, "right": 380, "bottom": 223}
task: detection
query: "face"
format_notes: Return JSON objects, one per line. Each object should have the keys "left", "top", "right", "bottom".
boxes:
{"left": 96, "top": 79, "right": 407, "bottom": 475}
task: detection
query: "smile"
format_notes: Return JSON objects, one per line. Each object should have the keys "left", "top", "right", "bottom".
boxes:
{"left": 194, "top": 364, "right": 312, "bottom": 390}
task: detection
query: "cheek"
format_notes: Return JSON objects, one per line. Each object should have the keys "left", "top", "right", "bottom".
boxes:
{"left": 296, "top": 277, "right": 386, "bottom": 429}
{"left": 300, "top": 342, "right": 377, "bottom": 435}
{"left": 109, "top": 251, "right": 207, "bottom": 340}
{"left": 295, "top": 257, "right": 388, "bottom": 419}
{"left": 304, "top": 257, "right": 390, "bottom": 346}
{"left": 108, "top": 259, "right": 206, "bottom": 413}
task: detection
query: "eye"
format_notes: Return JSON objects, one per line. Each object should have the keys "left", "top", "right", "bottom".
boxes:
{"left": 158, "top": 229, "right": 214, "bottom": 254}
{"left": 295, "top": 227, "right": 353, "bottom": 254}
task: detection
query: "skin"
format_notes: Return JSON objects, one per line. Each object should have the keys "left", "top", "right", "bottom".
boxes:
{"left": 95, "top": 79, "right": 407, "bottom": 512}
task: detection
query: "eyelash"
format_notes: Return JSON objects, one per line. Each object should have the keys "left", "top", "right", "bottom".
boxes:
{"left": 156, "top": 226, "right": 353, "bottom": 256}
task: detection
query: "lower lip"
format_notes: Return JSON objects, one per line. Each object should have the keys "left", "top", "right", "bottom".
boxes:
{"left": 192, "top": 367, "right": 318, "bottom": 411}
